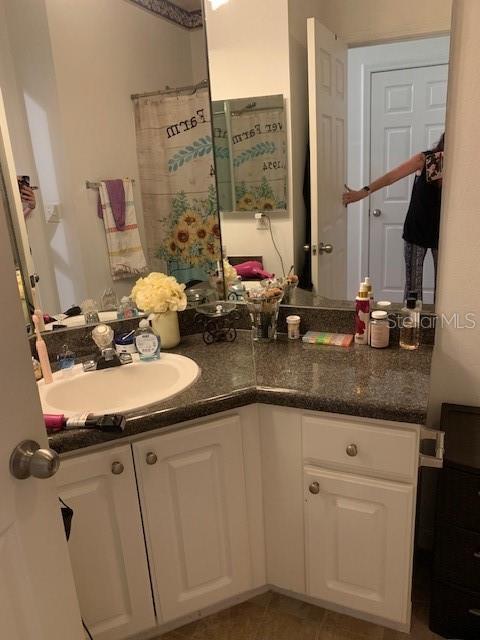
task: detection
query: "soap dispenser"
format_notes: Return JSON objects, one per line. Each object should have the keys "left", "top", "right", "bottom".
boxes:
{"left": 135, "top": 319, "right": 161, "bottom": 361}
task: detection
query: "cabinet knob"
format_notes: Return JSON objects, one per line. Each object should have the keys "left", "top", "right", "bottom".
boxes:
{"left": 309, "top": 481, "right": 320, "bottom": 495}
{"left": 111, "top": 461, "right": 124, "bottom": 475}
{"left": 346, "top": 443, "right": 358, "bottom": 457}
{"left": 146, "top": 452, "right": 158, "bottom": 465}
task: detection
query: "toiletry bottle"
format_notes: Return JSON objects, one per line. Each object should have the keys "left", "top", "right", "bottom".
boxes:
{"left": 364, "top": 276, "right": 374, "bottom": 308}
{"left": 355, "top": 283, "right": 370, "bottom": 345}
{"left": 33, "top": 314, "right": 53, "bottom": 384}
{"left": 370, "top": 311, "right": 390, "bottom": 348}
{"left": 118, "top": 296, "right": 136, "bottom": 319}
{"left": 399, "top": 297, "right": 420, "bottom": 350}
{"left": 135, "top": 319, "right": 161, "bottom": 361}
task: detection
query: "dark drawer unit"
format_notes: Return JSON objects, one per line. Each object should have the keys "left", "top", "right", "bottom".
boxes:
{"left": 430, "top": 404, "right": 480, "bottom": 639}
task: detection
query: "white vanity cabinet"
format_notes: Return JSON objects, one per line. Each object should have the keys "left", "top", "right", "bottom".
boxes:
{"left": 56, "top": 445, "right": 156, "bottom": 640}
{"left": 132, "top": 414, "right": 255, "bottom": 623}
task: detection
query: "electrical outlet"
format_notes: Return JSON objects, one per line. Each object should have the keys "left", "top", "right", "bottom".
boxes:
{"left": 255, "top": 213, "right": 269, "bottom": 230}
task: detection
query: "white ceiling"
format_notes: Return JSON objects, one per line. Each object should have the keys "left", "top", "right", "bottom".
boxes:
{"left": 172, "top": 0, "right": 202, "bottom": 11}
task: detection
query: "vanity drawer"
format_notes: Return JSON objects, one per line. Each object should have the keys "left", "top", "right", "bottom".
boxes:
{"left": 302, "top": 415, "right": 418, "bottom": 480}
{"left": 430, "top": 581, "right": 480, "bottom": 640}
{"left": 434, "top": 523, "right": 480, "bottom": 592}
{"left": 437, "top": 466, "right": 480, "bottom": 532}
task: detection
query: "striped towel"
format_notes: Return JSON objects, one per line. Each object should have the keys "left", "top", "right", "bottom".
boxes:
{"left": 98, "top": 179, "right": 148, "bottom": 280}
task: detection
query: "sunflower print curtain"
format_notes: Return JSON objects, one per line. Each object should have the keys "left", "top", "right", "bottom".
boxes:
{"left": 133, "top": 87, "right": 221, "bottom": 283}
{"left": 231, "top": 106, "right": 287, "bottom": 212}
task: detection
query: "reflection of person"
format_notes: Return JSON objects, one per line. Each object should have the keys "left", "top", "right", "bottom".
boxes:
{"left": 343, "top": 134, "right": 444, "bottom": 301}
{"left": 17, "top": 176, "right": 36, "bottom": 217}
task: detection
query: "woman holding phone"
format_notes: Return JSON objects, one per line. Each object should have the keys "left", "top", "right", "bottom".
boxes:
{"left": 343, "top": 133, "right": 444, "bottom": 301}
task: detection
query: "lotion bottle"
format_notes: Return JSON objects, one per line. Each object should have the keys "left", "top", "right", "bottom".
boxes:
{"left": 355, "top": 283, "right": 370, "bottom": 345}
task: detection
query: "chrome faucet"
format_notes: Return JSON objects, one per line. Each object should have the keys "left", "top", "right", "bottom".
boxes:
{"left": 82, "top": 324, "right": 132, "bottom": 371}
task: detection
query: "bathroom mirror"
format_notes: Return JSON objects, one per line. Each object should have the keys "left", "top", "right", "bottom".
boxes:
{"left": 0, "top": 0, "right": 222, "bottom": 332}
{"left": 204, "top": 0, "right": 452, "bottom": 309}
{"left": 212, "top": 94, "right": 287, "bottom": 213}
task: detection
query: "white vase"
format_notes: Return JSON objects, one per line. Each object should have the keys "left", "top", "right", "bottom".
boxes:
{"left": 150, "top": 311, "right": 180, "bottom": 349}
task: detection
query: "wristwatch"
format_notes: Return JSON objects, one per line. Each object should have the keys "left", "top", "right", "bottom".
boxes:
{"left": 362, "top": 185, "right": 370, "bottom": 192}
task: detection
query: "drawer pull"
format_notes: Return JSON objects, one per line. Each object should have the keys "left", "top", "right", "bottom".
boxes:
{"left": 309, "top": 481, "right": 320, "bottom": 495}
{"left": 474, "top": 551, "right": 480, "bottom": 559}
{"left": 111, "top": 461, "right": 124, "bottom": 475}
{"left": 146, "top": 452, "right": 158, "bottom": 465}
{"left": 346, "top": 443, "right": 358, "bottom": 457}
{"left": 468, "top": 609, "right": 480, "bottom": 617}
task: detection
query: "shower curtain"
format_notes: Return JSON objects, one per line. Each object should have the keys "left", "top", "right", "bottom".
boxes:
{"left": 231, "top": 106, "right": 287, "bottom": 212}
{"left": 133, "top": 87, "right": 221, "bottom": 284}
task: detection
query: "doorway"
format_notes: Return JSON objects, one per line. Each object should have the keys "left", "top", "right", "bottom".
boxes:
{"left": 347, "top": 36, "right": 450, "bottom": 302}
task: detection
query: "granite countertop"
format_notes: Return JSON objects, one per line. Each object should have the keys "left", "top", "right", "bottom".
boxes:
{"left": 49, "top": 332, "right": 433, "bottom": 455}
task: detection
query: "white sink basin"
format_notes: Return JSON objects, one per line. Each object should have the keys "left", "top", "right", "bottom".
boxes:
{"left": 38, "top": 353, "right": 200, "bottom": 416}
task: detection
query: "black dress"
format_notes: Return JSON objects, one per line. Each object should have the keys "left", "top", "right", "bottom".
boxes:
{"left": 402, "top": 152, "right": 442, "bottom": 249}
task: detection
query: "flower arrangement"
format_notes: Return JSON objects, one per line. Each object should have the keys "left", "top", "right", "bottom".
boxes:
{"left": 130, "top": 272, "right": 187, "bottom": 314}
{"left": 156, "top": 185, "right": 221, "bottom": 270}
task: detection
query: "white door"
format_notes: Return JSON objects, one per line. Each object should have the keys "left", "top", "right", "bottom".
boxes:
{"left": 308, "top": 19, "right": 347, "bottom": 298}
{"left": 369, "top": 65, "right": 448, "bottom": 303}
{"left": 305, "top": 466, "right": 414, "bottom": 624}
{"left": 134, "top": 415, "right": 252, "bottom": 623}
{"left": 56, "top": 446, "right": 156, "bottom": 640}
{"left": 0, "top": 98, "right": 84, "bottom": 638}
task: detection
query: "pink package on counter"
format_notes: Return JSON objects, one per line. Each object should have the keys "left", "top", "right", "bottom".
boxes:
{"left": 234, "top": 260, "right": 273, "bottom": 280}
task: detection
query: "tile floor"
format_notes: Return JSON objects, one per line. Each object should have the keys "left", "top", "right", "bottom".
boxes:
{"left": 156, "top": 586, "right": 441, "bottom": 640}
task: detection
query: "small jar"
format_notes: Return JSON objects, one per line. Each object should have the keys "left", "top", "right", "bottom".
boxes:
{"left": 286, "top": 315, "right": 301, "bottom": 340}
{"left": 115, "top": 332, "right": 137, "bottom": 355}
{"left": 370, "top": 310, "right": 389, "bottom": 348}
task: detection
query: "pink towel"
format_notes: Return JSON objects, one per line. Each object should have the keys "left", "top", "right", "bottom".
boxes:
{"left": 97, "top": 179, "right": 125, "bottom": 230}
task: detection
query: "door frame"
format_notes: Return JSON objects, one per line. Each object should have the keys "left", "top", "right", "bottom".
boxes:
{"left": 347, "top": 38, "right": 450, "bottom": 298}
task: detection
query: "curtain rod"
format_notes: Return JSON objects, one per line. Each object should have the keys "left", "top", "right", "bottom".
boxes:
{"left": 86, "top": 179, "right": 135, "bottom": 189}
{"left": 131, "top": 79, "right": 208, "bottom": 100}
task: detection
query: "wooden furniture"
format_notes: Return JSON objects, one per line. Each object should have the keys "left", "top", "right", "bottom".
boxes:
{"left": 430, "top": 403, "right": 480, "bottom": 639}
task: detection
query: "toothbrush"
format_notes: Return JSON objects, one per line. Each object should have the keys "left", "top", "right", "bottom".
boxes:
{"left": 33, "top": 314, "right": 53, "bottom": 384}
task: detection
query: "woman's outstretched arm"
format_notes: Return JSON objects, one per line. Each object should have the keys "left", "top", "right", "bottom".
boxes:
{"left": 342, "top": 152, "right": 425, "bottom": 205}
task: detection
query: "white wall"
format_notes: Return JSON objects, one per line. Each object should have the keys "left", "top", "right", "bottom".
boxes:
{"left": 427, "top": 0, "right": 480, "bottom": 424}
{"left": 0, "top": 0, "right": 61, "bottom": 313}
{"left": 311, "top": 0, "right": 452, "bottom": 46}
{"left": 347, "top": 36, "right": 451, "bottom": 299}
{"left": 205, "top": 0, "right": 293, "bottom": 276}
{"left": 3, "top": 0, "right": 206, "bottom": 313}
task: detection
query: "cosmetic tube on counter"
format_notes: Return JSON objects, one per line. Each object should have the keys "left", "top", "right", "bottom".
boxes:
{"left": 44, "top": 413, "right": 126, "bottom": 433}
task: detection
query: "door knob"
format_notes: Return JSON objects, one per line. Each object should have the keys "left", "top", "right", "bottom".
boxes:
{"left": 318, "top": 242, "right": 333, "bottom": 254}
{"left": 146, "top": 452, "right": 158, "bottom": 465}
{"left": 10, "top": 440, "right": 60, "bottom": 480}
{"left": 303, "top": 244, "right": 310, "bottom": 252}
{"left": 309, "top": 481, "right": 320, "bottom": 494}
{"left": 372, "top": 209, "right": 382, "bottom": 217}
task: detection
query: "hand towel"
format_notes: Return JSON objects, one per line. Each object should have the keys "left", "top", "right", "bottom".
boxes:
{"left": 98, "top": 179, "right": 126, "bottom": 230}
{"left": 98, "top": 179, "right": 148, "bottom": 280}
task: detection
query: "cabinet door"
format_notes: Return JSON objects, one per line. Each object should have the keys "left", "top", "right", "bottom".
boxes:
{"left": 134, "top": 415, "right": 252, "bottom": 623}
{"left": 304, "top": 466, "right": 414, "bottom": 624}
{"left": 56, "top": 446, "right": 156, "bottom": 640}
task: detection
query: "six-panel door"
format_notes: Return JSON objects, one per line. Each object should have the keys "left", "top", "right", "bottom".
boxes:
{"left": 56, "top": 445, "right": 156, "bottom": 640}
{"left": 133, "top": 415, "right": 252, "bottom": 623}
{"left": 304, "top": 465, "right": 415, "bottom": 624}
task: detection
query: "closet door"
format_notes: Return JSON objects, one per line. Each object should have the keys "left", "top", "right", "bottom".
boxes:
{"left": 56, "top": 445, "right": 156, "bottom": 640}
{"left": 134, "top": 415, "right": 252, "bottom": 623}
{"left": 305, "top": 465, "right": 415, "bottom": 624}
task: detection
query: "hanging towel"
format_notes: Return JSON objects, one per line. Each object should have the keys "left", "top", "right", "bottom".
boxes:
{"left": 98, "top": 179, "right": 148, "bottom": 280}
{"left": 98, "top": 179, "right": 126, "bottom": 230}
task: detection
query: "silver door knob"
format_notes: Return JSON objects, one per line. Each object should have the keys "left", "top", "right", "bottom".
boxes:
{"left": 318, "top": 242, "right": 333, "bottom": 254}
{"left": 146, "top": 452, "right": 158, "bottom": 465}
{"left": 372, "top": 209, "right": 382, "bottom": 217}
{"left": 10, "top": 440, "right": 60, "bottom": 480}
{"left": 346, "top": 443, "right": 358, "bottom": 457}
{"left": 111, "top": 461, "right": 124, "bottom": 475}
{"left": 303, "top": 244, "right": 310, "bottom": 252}
{"left": 309, "top": 481, "right": 320, "bottom": 494}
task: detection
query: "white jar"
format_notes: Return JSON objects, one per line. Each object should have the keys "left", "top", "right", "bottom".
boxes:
{"left": 370, "top": 310, "right": 390, "bottom": 348}
{"left": 286, "top": 315, "right": 301, "bottom": 340}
